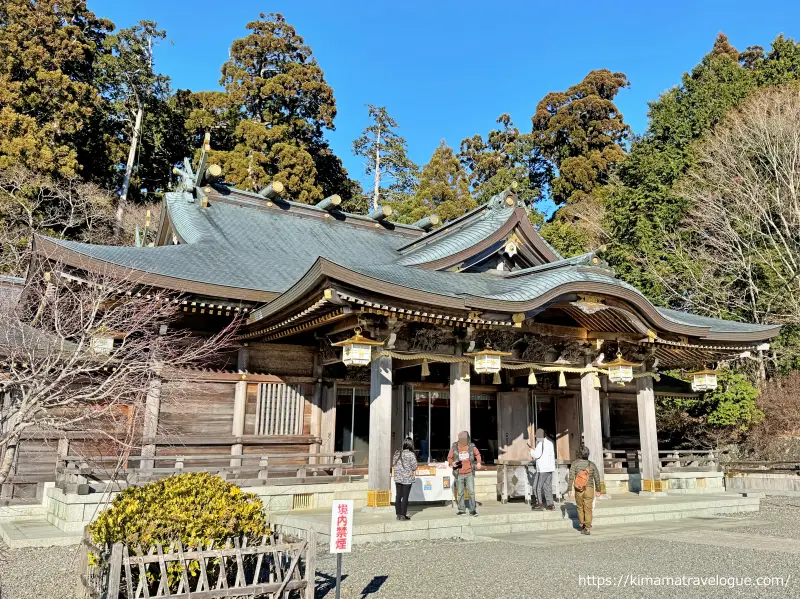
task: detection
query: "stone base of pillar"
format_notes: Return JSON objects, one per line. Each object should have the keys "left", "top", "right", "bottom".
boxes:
{"left": 366, "top": 489, "right": 391, "bottom": 508}
{"left": 642, "top": 479, "right": 665, "bottom": 493}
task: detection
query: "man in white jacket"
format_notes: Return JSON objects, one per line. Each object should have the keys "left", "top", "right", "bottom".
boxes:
{"left": 530, "top": 428, "right": 556, "bottom": 510}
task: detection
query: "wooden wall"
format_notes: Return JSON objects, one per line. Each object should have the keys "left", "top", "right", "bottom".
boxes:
{"left": 247, "top": 343, "right": 315, "bottom": 377}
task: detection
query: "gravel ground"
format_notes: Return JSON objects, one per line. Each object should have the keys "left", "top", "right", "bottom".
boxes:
{"left": 714, "top": 496, "right": 800, "bottom": 538}
{"left": 315, "top": 535, "right": 798, "bottom": 599}
{"left": 0, "top": 544, "right": 82, "bottom": 599}
{"left": 1, "top": 497, "right": 799, "bottom": 599}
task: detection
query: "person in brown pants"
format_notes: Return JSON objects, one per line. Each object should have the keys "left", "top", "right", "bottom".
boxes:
{"left": 568, "top": 445, "right": 602, "bottom": 535}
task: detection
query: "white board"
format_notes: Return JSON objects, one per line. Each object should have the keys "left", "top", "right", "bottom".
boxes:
{"left": 329, "top": 500, "right": 353, "bottom": 553}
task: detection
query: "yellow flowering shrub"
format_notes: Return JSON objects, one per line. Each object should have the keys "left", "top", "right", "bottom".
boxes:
{"left": 90, "top": 472, "right": 269, "bottom": 548}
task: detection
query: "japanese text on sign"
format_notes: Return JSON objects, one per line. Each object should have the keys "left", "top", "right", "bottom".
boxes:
{"left": 329, "top": 500, "right": 353, "bottom": 553}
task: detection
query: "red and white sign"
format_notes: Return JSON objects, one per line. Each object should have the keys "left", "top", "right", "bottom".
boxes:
{"left": 329, "top": 500, "right": 353, "bottom": 553}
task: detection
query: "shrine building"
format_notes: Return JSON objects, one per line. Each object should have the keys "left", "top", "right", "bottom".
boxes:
{"left": 22, "top": 143, "right": 779, "bottom": 508}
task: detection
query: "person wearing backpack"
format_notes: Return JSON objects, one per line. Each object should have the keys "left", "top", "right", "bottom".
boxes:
{"left": 568, "top": 445, "right": 602, "bottom": 535}
{"left": 392, "top": 438, "right": 418, "bottom": 521}
{"left": 447, "top": 431, "right": 482, "bottom": 516}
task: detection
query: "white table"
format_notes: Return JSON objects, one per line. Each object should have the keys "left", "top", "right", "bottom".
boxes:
{"left": 391, "top": 463, "right": 454, "bottom": 502}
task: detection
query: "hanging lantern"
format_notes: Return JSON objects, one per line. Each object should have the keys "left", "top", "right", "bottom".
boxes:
{"left": 465, "top": 344, "right": 512, "bottom": 375}
{"left": 330, "top": 327, "right": 384, "bottom": 366}
{"left": 688, "top": 368, "right": 718, "bottom": 392}
{"left": 605, "top": 352, "right": 640, "bottom": 385}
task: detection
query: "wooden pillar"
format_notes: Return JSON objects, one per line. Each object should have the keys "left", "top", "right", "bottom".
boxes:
{"left": 320, "top": 383, "right": 337, "bottom": 458}
{"left": 230, "top": 381, "right": 247, "bottom": 467}
{"left": 601, "top": 392, "right": 611, "bottom": 443}
{"left": 580, "top": 363, "right": 605, "bottom": 493}
{"left": 0, "top": 391, "right": 17, "bottom": 498}
{"left": 449, "top": 360, "right": 471, "bottom": 444}
{"left": 309, "top": 353, "right": 324, "bottom": 464}
{"left": 367, "top": 351, "right": 392, "bottom": 507}
{"left": 141, "top": 372, "right": 162, "bottom": 470}
{"left": 231, "top": 346, "right": 249, "bottom": 466}
{"left": 636, "top": 373, "right": 662, "bottom": 492}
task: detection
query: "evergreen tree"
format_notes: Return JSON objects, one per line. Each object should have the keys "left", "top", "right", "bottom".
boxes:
{"left": 352, "top": 105, "right": 418, "bottom": 211}
{"left": 604, "top": 34, "right": 756, "bottom": 300}
{"left": 458, "top": 114, "right": 546, "bottom": 210}
{"left": 391, "top": 141, "right": 475, "bottom": 224}
{"left": 210, "top": 13, "right": 355, "bottom": 202}
{"left": 532, "top": 69, "right": 629, "bottom": 207}
{"left": 532, "top": 69, "right": 630, "bottom": 256}
{"left": 0, "top": 0, "right": 113, "bottom": 178}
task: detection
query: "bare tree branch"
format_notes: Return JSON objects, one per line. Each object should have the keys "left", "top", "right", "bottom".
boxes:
{"left": 0, "top": 261, "right": 239, "bottom": 484}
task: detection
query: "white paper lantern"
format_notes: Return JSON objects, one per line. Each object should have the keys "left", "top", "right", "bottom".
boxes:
{"left": 689, "top": 369, "right": 718, "bottom": 392}
{"left": 605, "top": 352, "right": 640, "bottom": 385}
{"left": 330, "top": 327, "right": 384, "bottom": 366}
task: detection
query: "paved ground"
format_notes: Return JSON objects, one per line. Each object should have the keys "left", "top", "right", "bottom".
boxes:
{"left": 313, "top": 497, "right": 800, "bottom": 599}
{"left": 1, "top": 497, "right": 799, "bottom": 598}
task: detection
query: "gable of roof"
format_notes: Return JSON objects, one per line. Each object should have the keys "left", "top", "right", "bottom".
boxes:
{"left": 396, "top": 192, "right": 561, "bottom": 268}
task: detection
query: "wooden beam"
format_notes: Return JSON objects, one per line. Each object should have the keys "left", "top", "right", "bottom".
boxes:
{"left": 368, "top": 205, "right": 392, "bottom": 221}
{"left": 195, "top": 132, "right": 210, "bottom": 184}
{"left": 519, "top": 321, "right": 588, "bottom": 339}
{"left": 315, "top": 194, "right": 341, "bottom": 211}
{"left": 412, "top": 215, "right": 440, "bottom": 230}
{"left": 258, "top": 181, "right": 284, "bottom": 199}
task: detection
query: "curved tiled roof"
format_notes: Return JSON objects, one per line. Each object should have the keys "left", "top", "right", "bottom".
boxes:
{"left": 396, "top": 201, "right": 517, "bottom": 266}
{"left": 657, "top": 307, "right": 777, "bottom": 335}
{"left": 34, "top": 187, "right": 780, "bottom": 343}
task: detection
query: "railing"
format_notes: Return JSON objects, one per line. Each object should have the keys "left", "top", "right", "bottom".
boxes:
{"left": 658, "top": 450, "right": 719, "bottom": 472}
{"left": 721, "top": 460, "right": 800, "bottom": 473}
{"left": 1, "top": 432, "right": 324, "bottom": 500}
{"left": 79, "top": 527, "right": 316, "bottom": 599}
{"left": 603, "top": 450, "right": 640, "bottom": 472}
{"left": 58, "top": 451, "right": 356, "bottom": 491}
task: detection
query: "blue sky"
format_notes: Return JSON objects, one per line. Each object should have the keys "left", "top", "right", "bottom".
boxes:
{"left": 90, "top": 1, "right": 800, "bottom": 193}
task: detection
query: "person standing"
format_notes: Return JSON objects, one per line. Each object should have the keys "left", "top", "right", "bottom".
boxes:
{"left": 529, "top": 428, "right": 556, "bottom": 510}
{"left": 568, "top": 445, "right": 602, "bottom": 535}
{"left": 447, "top": 431, "right": 482, "bottom": 516}
{"left": 392, "top": 439, "right": 417, "bottom": 521}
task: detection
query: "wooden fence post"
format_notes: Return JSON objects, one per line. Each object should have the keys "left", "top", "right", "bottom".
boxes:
{"left": 106, "top": 542, "right": 124, "bottom": 599}
{"left": 77, "top": 527, "right": 90, "bottom": 598}
{"left": 305, "top": 530, "right": 317, "bottom": 599}
{"left": 333, "top": 454, "right": 342, "bottom": 477}
{"left": 258, "top": 456, "right": 269, "bottom": 479}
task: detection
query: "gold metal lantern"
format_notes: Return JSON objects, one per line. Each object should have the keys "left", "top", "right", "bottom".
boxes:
{"left": 465, "top": 345, "right": 512, "bottom": 375}
{"left": 688, "top": 368, "right": 718, "bottom": 392}
{"left": 330, "top": 327, "right": 384, "bottom": 366}
{"left": 605, "top": 352, "right": 640, "bottom": 385}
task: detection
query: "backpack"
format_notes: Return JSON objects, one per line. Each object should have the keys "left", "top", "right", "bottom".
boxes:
{"left": 574, "top": 465, "right": 592, "bottom": 492}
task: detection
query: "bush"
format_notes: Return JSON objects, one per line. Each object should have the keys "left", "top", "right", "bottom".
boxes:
{"left": 657, "top": 368, "right": 762, "bottom": 448}
{"left": 90, "top": 472, "right": 269, "bottom": 548}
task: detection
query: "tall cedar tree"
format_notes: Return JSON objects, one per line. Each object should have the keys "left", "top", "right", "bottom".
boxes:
{"left": 212, "top": 13, "right": 354, "bottom": 202}
{"left": 458, "top": 114, "right": 547, "bottom": 214}
{"left": 0, "top": 0, "right": 113, "bottom": 178}
{"left": 390, "top": 141, "right": 475, "bottom": 224}
{"left": 533, "top": 69, "right": 630, "bottom": 256}
{"left": 352, "top": 105, "right": 418, "bottom": 211}
{"left": 604, "top": 33, "right": 800, "bottom": 373}
{"left": 605, "top": 34, "right": 756, "bottom": 302}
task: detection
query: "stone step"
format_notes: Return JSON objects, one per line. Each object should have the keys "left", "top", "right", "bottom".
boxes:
{"left": 271, "top": 493, "right": 760, "bottom": 546}
{"left": 469, "top": 502, "right": 759, "bottom": 537}
{"left": 0, "top": 520, "right": 82, "bottom": 549}
{"left": 0, "top": 504, "right": 47, "bottom": 522}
